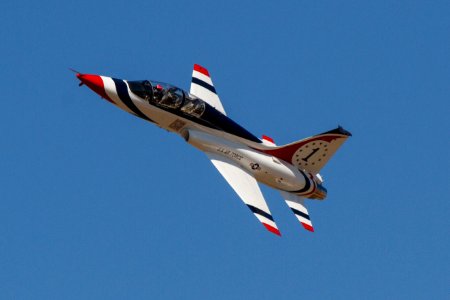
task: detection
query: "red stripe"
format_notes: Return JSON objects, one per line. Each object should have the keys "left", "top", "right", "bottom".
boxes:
{"left": 262, "top": 135, "right": 275, "bottom": 144}
{"left": 301, "top": 223, "right": 314, "bottom": 232}
{"left": 77, "top": 74, "right": 115, "bottom": 104}
{"left": 263, "top": 223, "right": 281, "bottom": 236}
{"left": 193, "top": 64, "right": 210, "bottom": 77}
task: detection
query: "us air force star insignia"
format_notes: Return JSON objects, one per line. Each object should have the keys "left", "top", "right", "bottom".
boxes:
{"left": 251, "top": 163, "right": 261, "bottom": 170}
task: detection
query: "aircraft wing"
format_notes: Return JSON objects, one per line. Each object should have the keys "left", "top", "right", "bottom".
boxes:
{"left": 190, "top": 64, "right": 226, "bottom": 115}
{"left": 280, "top": 190, "right": 314, "bottom": 232}
{"left": 206, "top": 152, "right": 281, "bottom": 236}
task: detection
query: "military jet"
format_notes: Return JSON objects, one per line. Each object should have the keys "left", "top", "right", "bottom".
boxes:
{"left": 75, "top": 64, "right": 351, "bottom": 236}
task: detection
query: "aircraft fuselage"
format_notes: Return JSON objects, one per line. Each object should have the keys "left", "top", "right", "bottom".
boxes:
{"left": 77, "top": 74, "right": 325, "bottom": 200}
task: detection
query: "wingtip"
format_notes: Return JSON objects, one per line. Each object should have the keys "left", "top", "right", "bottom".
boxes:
{"left": 193, "top": 64, "right": 210, "bottom": 77}
{"left": 263, "top": 223, "right": 282, "bottom": 236}
{"left": 301, "top": 223, "right": 315, "bottom": 232}
{"left": 320, "top": 126, "right": 352, "bottom": 137}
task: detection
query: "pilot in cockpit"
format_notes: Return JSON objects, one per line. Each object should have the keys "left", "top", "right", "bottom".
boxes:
{"left": 161, "top": 87, "right": 180, "bottom": 107}
{"left": 153, "top": 84, "right": 164, "bottom": 102}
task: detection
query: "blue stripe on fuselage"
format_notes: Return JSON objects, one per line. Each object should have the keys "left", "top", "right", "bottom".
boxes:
{"left": 290, "top": 171, "right": 311, "bottom": 194}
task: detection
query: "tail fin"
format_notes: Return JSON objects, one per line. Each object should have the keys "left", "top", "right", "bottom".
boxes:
{"left": 260, "top": 126, "right": 351, "bottom": 174}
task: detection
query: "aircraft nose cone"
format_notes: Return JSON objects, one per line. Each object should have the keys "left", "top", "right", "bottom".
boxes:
{"left": 77, "top": 74, "right": 103, "bottom": 94}
{"left": 76, "top": 73, "right": 114, "bottom": 103}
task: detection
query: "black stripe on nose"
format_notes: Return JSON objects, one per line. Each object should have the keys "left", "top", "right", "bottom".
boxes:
{"left": 112, "top": 78, "right": 155, "bottom": 123}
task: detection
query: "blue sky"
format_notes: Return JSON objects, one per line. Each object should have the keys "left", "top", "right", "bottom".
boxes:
{"left": 1, "top": 0, "right": 448, "bottom": 299}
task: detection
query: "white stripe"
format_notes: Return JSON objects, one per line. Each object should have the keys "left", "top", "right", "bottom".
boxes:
{"left": 192, "top": 70, "right": 213, "bottom": 86}
{"left": 299, "top": 218, "right": 313, "bottom": 227}
{"left": 280, "top": 191, "right": 314, "bottom": 231}
{"left": 190, "top": 83, "right": 226, "bottom": 114}
{"left": 254, "top": 214, "right": 278, "bottom": 229}
{"left": 285, "top": 200, "right": 312, "bottom": 226}
{"left": 262, "top": 139, "right": 276, "bottom": 146}
{"left": 101, "top": 76, "right": 134, "bottom": 114}
{"left": 191, "top": 83, "right": 218, "bottom": 98}
{"left": 124, "top": 81, "right": 155, "bottom": 121}
{"left": 191, "top": 82, "right": 220, "bottom": 102}
{"left": 286, "top": 200, "right": 308, "bottom": 214}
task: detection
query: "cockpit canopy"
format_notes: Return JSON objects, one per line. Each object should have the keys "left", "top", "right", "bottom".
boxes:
{"left": 128, "top": 80, "right": 205, "bottom": 117}
{"left": 127, "top": 80, "right": 262, "bottom": 143}
{"left": 127, "top": 80, "right": 153, "bottom": 101}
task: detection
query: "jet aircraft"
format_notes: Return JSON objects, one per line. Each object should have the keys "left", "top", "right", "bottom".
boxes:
{"left": 75, "top": 64, "right": 351, "bottom": 236}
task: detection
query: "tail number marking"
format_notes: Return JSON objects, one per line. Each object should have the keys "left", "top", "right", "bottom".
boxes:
{"left": 217, "top": 147, "right": 243, "bottom": 161}
{"left": 302, "top": 148, "right": 320, "bottom": 162}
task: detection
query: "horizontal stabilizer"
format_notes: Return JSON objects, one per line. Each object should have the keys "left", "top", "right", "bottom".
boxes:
{"left": 280, "top": 191, "right": 314, "bottom": 232}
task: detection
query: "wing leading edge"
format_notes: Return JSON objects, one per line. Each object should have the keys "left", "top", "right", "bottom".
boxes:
{"left": 206, "top": 152, "right": 281, "bottom": 236}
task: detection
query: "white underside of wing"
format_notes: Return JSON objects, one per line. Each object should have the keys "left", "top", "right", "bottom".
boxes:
{"left": 206, "top": 152, "right": 280, "bottom": 236}
{"left": 280, "top": 190, "right": 314, "bottom": 232}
